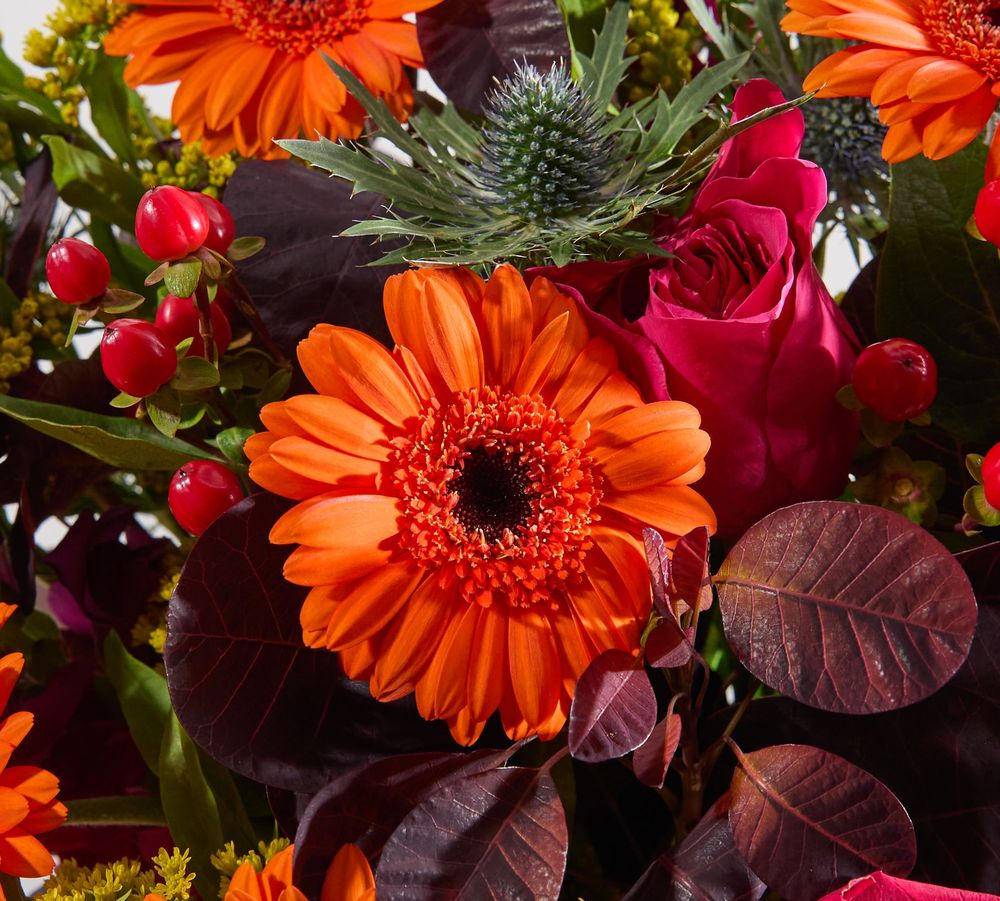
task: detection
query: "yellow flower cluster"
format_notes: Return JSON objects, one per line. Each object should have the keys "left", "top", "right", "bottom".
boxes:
{"left": 626, "top": 0, "right": 701, "bottom": 101}
{"left": 211, "top": 839, "right": 292, "bottom": 898}
{"left": 136, "top": 133, "right": 239, "bottom": 197}
{"left": 131, "top": 565, "right": 179, "bottom": 655}
{"left": 42, "top": 848, "right": 194, "bottom": 901}
{"left": 0, "top": 292, "right": 70, "bottom": 393}
{"left": 22, "top": 0, "right": 129, "bottom": 127}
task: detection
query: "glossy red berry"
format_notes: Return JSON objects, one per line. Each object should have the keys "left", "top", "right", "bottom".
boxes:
{"left": 983, "top": 443, "right": 1000, "bottom": 510}
{"left": 135, "top": 186, "right": 209, "bottom": 262}
{"left": 852, "top": 338, "right": 938, "bottom": 422}
{"left": 974, "top": 179, "right": 1000, "bottom": 247}
{"left": 189, "top": 192, "right": 235, "bottom": 255}
{"left": 100, "top": 319, "right": 176, "bottom": 397}
{"left": 155, "top": 293, "right": 232, "bottom": 358}
{"left": 45, "top": 238, "right": 111, "bottom": 304}
{"left": 168, "top": 460, "right": 244, "bottom": 535}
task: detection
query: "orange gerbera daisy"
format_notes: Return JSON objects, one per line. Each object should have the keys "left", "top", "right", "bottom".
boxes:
{"left": 246, "top": 265, "right": 715, "bottom": 745}
{"left": 783, "top": 0, "right": 1000, "bottom": 173}
{"left": 0, "top": 604, "right": 67, "bottom": 881}
{"left": 225, "top": 843, "right": 374, "bottom": 901}
{"left": 104, "top": 0, "right": 443, "bottom": 159}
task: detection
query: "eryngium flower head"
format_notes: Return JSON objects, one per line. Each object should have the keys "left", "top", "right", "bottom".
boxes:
{"left": 801, "top": 96, "right": 888, "bottom": 201}
{"left": 477, "top": 64, "right": 619, "bottom": 221}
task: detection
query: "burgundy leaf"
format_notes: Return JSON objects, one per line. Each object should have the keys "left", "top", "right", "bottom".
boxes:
{"left": 416, "top": 0, "right": 570, "bottom": 113}
{"left": 643, "top": 527, "right": 671, "bottom": 618}
{"left": 225, "top": 160, "right": 401, "bottom": 356}
{"left": 729, "top": 743, "right": 916, "bottom": 901}
{"left": 731, "top": 596, "right": 1000, "bottom": 892}
{"left": 5, "top": 149, "right": 58, "bottom": 298}
{"left": 670, "top": 526, "right": 712, "bottom": 613}
{"left": 165, "top": 493, "right": 454, "bottom": 794}
{"left": 955, "top": 541, "right": 1000, "bottom": 605}
{"left": 817, "top": 872, "right": 1000, "bottom": 900}
{"left": 292, "top": 747, "right": 517, "bottom": 897}
{"left": 644, "top": 620, "right": 693, "bottom": 669}
{"left": 624, "top": 794, "right": 765, "bottom": 901}
{"left": 376, "top": 766, "right": 568, "bottom": 899}
{"left": 568, "top": 649, "right": 657, "bottom": 763}
{"left": 717, "top": 501, "right": 977, "bottom": 714}
{"left": 632, "top": 710, "right": 681, "bottom": 789}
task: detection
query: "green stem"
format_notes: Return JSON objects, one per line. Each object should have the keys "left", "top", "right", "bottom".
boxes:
{"left": 66, "top": 795, "right": 167, "bottom": 827}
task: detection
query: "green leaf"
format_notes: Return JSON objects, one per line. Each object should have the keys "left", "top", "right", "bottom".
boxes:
{"left": 172, "top": 356, "right": 220, "bottom": 392}
{"left": 578, "top": 1, "right": 632, "bottom": 110}
{"left": 0, "top": 43, "right": 61, "bottom": 121}
{"left": 687, "top": 0, "right": 742, "bottom": 59}
{"left": 0, "top": 278, "right": 19, "bottom": 327}
{"left": 163, "top": 260, "right": 202, "bottom": 299}
{"left": 101, "top": 288, "right": 146, "bottom": 314}
{"left": 257, "top": 367, "right": 291, "bottom": 405}
{"left": 226, "top": 236, "right": 265, "bottom": 261}
{"left": 0, "top": 393, "right": 217, "bottom": 470}
{"left": 651, "top": 53, "right": 749, "bottom": 158}
{"left": 216, "top": 426, "right": 254, "bottom": 464}
{"left": 159, "top": 713, "right": 224, "bottom": 900}
{"left": 80, "top": 54, "right": 136, "bottom": 165}
{"left": 41, "top": 135, "right": 144, "bottom": 230}
{"left": 877, "top": 143, "right": 1000, "bottom": 446}
{"left": 146, "top": 388, "right": 181, "bottom": 437}
{"left": 103, "top": 631, "right": 171, "bottom": 776}
{"left": 110, "top": 391, "right": 141, "bottom": 409}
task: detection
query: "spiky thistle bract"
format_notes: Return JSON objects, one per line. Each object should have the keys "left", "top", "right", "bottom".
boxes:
{"left": 279, "top": 2, "right": 805, "bottom": 269}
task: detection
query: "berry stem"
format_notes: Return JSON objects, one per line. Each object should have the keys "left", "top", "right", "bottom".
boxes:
{"left": 224, "top": 273, "right": 290, "bottom": 368}
{"left": 194, "top": 281, "right": 217, "bottom": 366}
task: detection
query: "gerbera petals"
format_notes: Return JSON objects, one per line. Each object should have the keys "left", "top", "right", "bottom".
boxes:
{"left": 907, "top": 58, "right": 987, "bottom": 103}
{"left": 282, "top": 395, "right": 392, "bottom": 460}
{"left": 825, "top": 12, "right": 933, "bottom": 50}
{"left": 372, "top": 579, "right": 456, "bottom": 699}
{"left": 551, "top": 338, "right": 618, "bottom": 421}
{"left": 367, "top": 0, "right": 444, "bottom": 15}
{"left": 272, "top": 494, "right": 399, "bottom": 547}
{"left": 364, "top": 19, "right": 423, "bottom": 67}
{"left": 326, "top": 329, "right": 421, "bottom": 427}
{"left": 267, "top": 437, "right": 382, "bottom": 489}
{"left": 418, "top": 277, "right": 485, "bottom": 393}
{"left": 282, "top": 535, "right": 399, "bottom": 587}
{"left": 14, "top": 800, "right": 67, "bottom": 836}
{"left": 600, "top": 429, "right": 712, "bottom": 490}
{"left": 0, "top": 654, "right": 24, "bottom": 714}
{"left": 513, "top": 312, "right": 570, "bottom": 396}
{"left": 804, "top": 46, "right": 913, "bottom": 96}
{"left": 480, "top": 264, "right": 534, "bottom": 386}
{"left": 248, "top": 455, "right": 331, "bottom": 501}
{"left": 415, "top": 602, "right": 481, "bottom": 721}
{"left": 320, "top": 845, "right": 376, "bottom": 901}
{"left": 920, "top": 85, "right": 997, "bottom": 158}
{"left": 465, "top": 604, "right": 508, "bottom": 724}
{"left": 508, "top": 611, "right": 562, "bottom": 730}
{"left": 304, "top": 50, "right": 348, "bottom": 112}
{"left": 0, "top": 767, "right": 60, "bottom": 806}
{"left": 0, "top": 787, "right": 29, "bottom": 833}
{"left": 590, "top": 401, "right": 704, "bottom": 454}
{"left": 603, "top": 485, "right": 719, "bottom": 538}
{"left": 0, "top": 833, "right": 56, "bottom": 878}
{"left": 303, "top": 563, "right": 423, "bottom": 649}
{"left": 205, "top": 41, "right": 276, "bottom": 130}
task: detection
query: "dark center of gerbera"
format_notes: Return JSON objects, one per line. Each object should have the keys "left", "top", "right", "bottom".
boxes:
{"left": 450, "top": 445, "right": 534, "bottom": 542}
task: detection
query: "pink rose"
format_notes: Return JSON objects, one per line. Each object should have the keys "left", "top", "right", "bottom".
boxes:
{"left": 535, "top": 79, "right": 860, "bottom": 537}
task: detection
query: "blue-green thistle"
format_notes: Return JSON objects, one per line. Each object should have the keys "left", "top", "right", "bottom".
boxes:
{"left": 476, "top": 64, "right": 618, "bottom": 222}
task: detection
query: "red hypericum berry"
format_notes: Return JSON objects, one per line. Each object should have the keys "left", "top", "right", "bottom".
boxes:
{"left": 45, "top": 238, "right": 111, "bottom": 304}
{"left": 100, "top": 319, "right": 176, "bottom": 397}
{"left": 974, "top": 180, "right": 1000, "bottom": 246}
{"left": 852, "top": 338, "right": 938, "bottom": 422}
{"left": 168, "top": 460, "right": 244, "bottom": 535}
{"left": 135, "top": 186, "right": 210, "bottom": 262}
{"left": 189, "top": 192, "right": 235, "bottom": 255}
{"left": 983, "top": 443, "right": 1000, "bottom": 510}
{"left": 155, "top": 293, "right": 232, "bottom": 358}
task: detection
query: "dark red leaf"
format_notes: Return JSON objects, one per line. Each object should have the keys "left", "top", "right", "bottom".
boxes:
{"left": 165, "top": 493, "right": 454, "bottom": 794}
{"left": 643, "top": 527, "right": 671, "bottom": 618}
{"left": 632, "top": 710, "right": 681, "bottom": 789}
{"left": 644, "top": 620, "right": 694, "bottom": 669}
{"left": 670, "top": 526, "right": 712, "bottom": 613}
{"left": 731, "top": 595, "right": 1000, "bottom": 892}
{"left": 817, "top": 871, "right": 1000, "bottom": 900}
{"left": 624, "top": 794, "right": 765, "bottom": 901}
{"left": 416, "top": 0, "right": 570, "bottom": 113}
{"left": 729, "top": 743, "right": 916, "bottom": 901}
{"left": 292, "top": 748, "right": 517, "bottom": 897}
{"left": 224, "top": 160, "right": 401, "bottom": 356}
{"left": 717, "top": 501, "right": 977, "bottom": 714}
{"left": 955, "top": 541, "right": 1000, "bottom": 605}
{"left": 5, "top": 149, "right": 58, "bottom": 298}
{"left": 376, "top": 766, "right": 568, "bottom": 899}
{"left": 568, "top": 649, "right": 657, "bottom": 763}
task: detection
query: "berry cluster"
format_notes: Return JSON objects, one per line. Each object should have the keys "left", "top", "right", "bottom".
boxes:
{"left": 44, "top": 185, "right": 252, "bottom": 536}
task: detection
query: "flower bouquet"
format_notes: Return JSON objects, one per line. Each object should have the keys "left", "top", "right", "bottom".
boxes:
{"left": 0, "top": 0, "right": 998, "bottom": 898}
